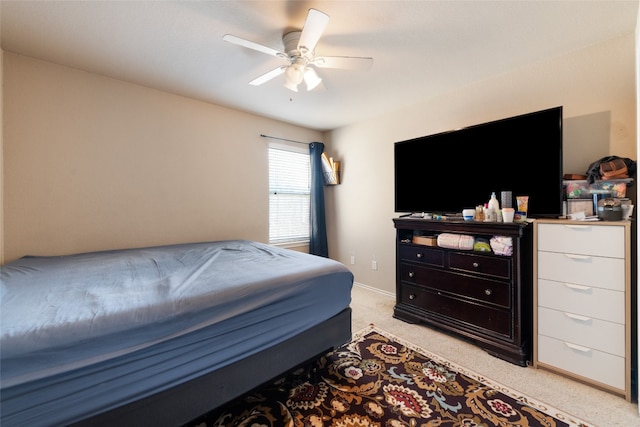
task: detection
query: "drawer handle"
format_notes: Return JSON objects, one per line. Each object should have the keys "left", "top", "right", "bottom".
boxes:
{"left": 408, "top": 271, "right": 415, "bottom": 278}
{"left": 564, "top": 342, "right": 592, "bottom": 353}
{"left": 409, "top": 293, "right": 416, "bottom": 300}
{"left": 472, "top": 262, "right": 479, "bottom": 268}
{"left": 564, "top": 254, "right": 592, "bottom": 261}
{"left": 565, "top": 312, "right": 592, "bottom": 322}
{"left": 564, "top": 225, "right": 591, "bottom": 230}
{"left": 564, "top": 283, "right": 592, "bottom": 291}
{"left": 484, "top": 289, "right": 492, "bottom": 296}
{"left": 416, "top": 253, "right": 423, "bottom": 259}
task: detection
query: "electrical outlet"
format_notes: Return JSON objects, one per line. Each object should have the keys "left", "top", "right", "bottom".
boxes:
{"left": 372, "top": 260, "right": 378, "bottom": 270}
{"left": 350, "top": 255, "right": 355, "bottom": 265}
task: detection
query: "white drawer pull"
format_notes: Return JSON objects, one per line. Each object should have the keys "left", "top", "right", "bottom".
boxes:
{"left": 564, "top": 312, "right": 592, "bottom": 322}
{"left": 565, "top": 342, "right": 592, "bottom": 353}
{"left": 563, "top": 254, "right": 592, "bottom": 261}
{"left": 564, "top": 225, "right": 591, "bottom": 230}
{"left": 564, "top": 283, "right": 592, "bottom": 291}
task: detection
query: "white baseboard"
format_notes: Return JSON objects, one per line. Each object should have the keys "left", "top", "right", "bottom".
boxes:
{"left": 353, "top": 281, "right": 395, "bottom": 299}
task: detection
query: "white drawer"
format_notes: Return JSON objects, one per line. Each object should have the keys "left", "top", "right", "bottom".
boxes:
{"left": 537, "top": 335, "right": 625, "bottom": 390}
{"left": 537, "top": 251, "right": 625, "bottom": 291}
{"left": 537, "top": 307, "right": 624, "bottom": 356}
{"left": 537, "top": 223, "right": 624, "bottom": 258}
{"left": 538, "top": 279, "right": 624, "bottom": 323}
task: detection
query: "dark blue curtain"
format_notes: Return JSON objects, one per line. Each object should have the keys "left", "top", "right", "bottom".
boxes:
{"left": 309, "top": 142, "right": 328, "bottom": 257}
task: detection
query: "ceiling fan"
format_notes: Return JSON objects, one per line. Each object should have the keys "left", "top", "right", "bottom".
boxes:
{"left": 223, "top": 8, "right": 373, "bottom": 92}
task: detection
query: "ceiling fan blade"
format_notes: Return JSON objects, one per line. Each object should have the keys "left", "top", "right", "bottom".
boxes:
{"left": 297, "top": 9, "right": 330, "bottom": 55}
{"left": 313, "top": 56, "right": 374, "bottom": 71}
{"left": 249, "top": 66, "right": 287, "bottom": 86}
{"left": 223, "top": 34, "right": 287, "bottom": 58}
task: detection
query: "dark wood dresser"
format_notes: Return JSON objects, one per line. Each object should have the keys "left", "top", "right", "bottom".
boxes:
{"left": 393, "top": 217, "right": 533, "bottom": 366}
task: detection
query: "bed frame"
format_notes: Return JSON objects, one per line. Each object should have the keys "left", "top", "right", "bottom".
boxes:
{"left": 72, "top": 307, "right": 352, "bottom": 426}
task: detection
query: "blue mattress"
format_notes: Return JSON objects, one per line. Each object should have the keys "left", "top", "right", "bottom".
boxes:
{"left": 0, "top": 240, "right": 353, "bottom": 426}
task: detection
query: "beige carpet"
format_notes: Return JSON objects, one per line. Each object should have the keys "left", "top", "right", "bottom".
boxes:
{"left": 350, "top": 284, "right": 639, "bottom": 427}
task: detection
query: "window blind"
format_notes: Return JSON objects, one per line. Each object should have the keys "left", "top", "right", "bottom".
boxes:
{"left": 268, "top": 146, "right": 311, "bottom": 244}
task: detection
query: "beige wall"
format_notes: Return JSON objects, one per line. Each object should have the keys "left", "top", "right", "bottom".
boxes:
{"left": 2, "top": 33, "right": 637, "bottom": 278}
{"left": 1, "top": 49, "right": 4, "bottom": 265}
{"left": 636, "top": 7, "right": 639, "bottom": 416}
{"left": 1, "top": 2, "right": 4, "bottom": 264}
{"left": 2, "top": 53, "right": 322, "bottom": 262}
{"left": 326, "top": 33, "right": 637, "bottom": 294}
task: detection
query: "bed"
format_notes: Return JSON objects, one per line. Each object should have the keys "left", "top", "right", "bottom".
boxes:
{"left": 0, "top": 240, "right": 354, "bottom": 426}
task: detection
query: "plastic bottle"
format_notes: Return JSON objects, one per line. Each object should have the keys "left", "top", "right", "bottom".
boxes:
{"left": 488, "top": 192, "right": 500, "bottom": 222}
{"left": 483, "top": 203, "right": 493, "bottom": 222}
{"left": 489, "top": 192, "right": 500, "bottom": 212}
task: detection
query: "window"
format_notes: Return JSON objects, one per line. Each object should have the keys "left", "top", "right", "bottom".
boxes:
{"left": 268, "top": 144, "right": 310, "bottom": 245}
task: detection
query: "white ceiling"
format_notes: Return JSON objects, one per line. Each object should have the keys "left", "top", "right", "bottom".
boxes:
{"left": 1, "top": 1, "right": 638, "bottom": 131}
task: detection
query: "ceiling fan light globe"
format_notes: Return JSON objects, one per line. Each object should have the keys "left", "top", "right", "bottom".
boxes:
{"left": 304, "top": 68, "right": 322, "bottom": 91}
{"left": 284, "top": 79, "right": 299, "bottom": 92}
{"left": 285, "top": 60, "right": 306, "bottom": 85}
{"left": 306, "top": 78, "right": 322, "bottom": 91}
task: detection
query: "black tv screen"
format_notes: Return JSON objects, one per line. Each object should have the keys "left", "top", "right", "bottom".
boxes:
{"left": 394, "top": 106, "right": 563, "bottom": 217}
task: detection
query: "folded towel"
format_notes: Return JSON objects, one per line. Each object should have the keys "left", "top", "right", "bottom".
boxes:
{"left": 437, "top": 233, "right": 475, "bottom": 250}
{"left": 490, "top": 236, "right": 513, "bottom": 256}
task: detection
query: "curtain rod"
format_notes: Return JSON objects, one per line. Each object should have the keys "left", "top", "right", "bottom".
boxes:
{"left": 260, "top": 134, "right": 313, "bottom": 145}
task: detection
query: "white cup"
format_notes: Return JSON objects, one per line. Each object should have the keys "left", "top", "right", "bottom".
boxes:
{"left": 502, "top": 207, "right": 515, "bottom": 223}
{"left": 622, "top": 204, "right": 634, "bottom": 220}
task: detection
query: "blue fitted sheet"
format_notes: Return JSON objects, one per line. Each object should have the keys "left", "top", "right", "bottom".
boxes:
{"left": 0, "top": 240, "right": 353, "bottom": 426}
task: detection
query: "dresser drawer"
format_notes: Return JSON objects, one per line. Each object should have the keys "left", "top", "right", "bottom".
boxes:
{"left": 398, "top": 284, "right": 511, "bottom": 337}
{"left": 537, "top": 279, "right": 624, "bottom": 323}
{"left": 399, "top": 244, "right": 445, "bottom": 267}
{"left": 537, "top": 307, "right": 624, "bottom": 356}
{"left": 537, "top": 251, "right": 625, "bottom": 291}
{"left": 399, "top": 263, "right": 510, "bottom": 308}
{"left": 537, "top": 335, "right": 625, "bottom": 390}
{"left": 449, "top": 252, "right": 511, "bottom": 280}
{"left": 537, "top": 223, "right": 624, "bottom": 258}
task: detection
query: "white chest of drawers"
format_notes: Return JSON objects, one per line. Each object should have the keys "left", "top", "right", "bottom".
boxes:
{"left": 533, "top": 219, "right": 631, "bottom": 400}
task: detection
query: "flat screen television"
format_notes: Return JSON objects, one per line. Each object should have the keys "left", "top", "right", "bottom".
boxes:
{"left": 394, "top": 106, "right": 563, "bottom": 218}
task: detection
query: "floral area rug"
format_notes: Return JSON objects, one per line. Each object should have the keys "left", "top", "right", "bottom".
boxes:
{"left": 186, "top": 325, "right": 592, "bottom": 427}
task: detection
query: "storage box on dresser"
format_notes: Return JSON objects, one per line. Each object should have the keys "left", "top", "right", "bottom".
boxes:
{"left": 534, "top": 219, "right": 631, "bottom": 400}
{"left": 393, "top": 218, "right": 533, "bottom": 366}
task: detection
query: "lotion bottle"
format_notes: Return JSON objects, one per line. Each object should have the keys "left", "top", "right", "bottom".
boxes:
{"left": 489, "top": 192, "right": 500, "bottom": 211}
{"left": 488, "top": 192, "right": 500, "bottom": 222}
